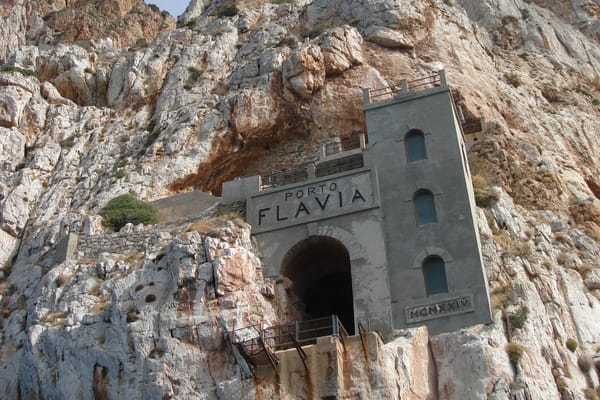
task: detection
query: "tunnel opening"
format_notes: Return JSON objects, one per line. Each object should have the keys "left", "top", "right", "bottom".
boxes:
{"left": 282, "top": 236, "right": 355, "bottom": 335}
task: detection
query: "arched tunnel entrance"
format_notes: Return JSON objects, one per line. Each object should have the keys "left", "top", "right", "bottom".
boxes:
{"left": 281, "top": 236, "right": 355, "bottom": 335}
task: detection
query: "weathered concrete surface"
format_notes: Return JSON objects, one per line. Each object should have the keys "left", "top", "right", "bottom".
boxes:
{"left": 151, "top": 191, "right": 219, "bottom": 223}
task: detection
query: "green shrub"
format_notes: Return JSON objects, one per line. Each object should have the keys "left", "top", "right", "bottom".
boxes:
{"left": 578, "top": 354, "right": 593, "bottom": 373}
{"left": 504, "top": 72, "right": 521, "bottom": 88}
{"left": 147, "top": 119, "right": 157, "bottom": 133}
{"left": 217, "top": 3, "right": 239, "bottom": 17}
{"left": 520, "top": 8, "right": 530, "bottom": 20}
{"left": 301, "top": 22, "right": 333, "bottom": 39}
{"left": 583, "top": 388, "right": 599, "bottom": 400}
{"left": 475, "top": 190, "right": 500, "bottom": 208}
{"left": 271, "top": 0, "right": 295, "bottom": 4}
{"left": 472, "top": 174, "right": 499, "bottom": 208}
{"left": 508, "top": 306, "right": 529, "bottom": 330}
{"left": 278, "top": 36, "right": 297, "bottom": 48}
{"left": 60, "top": 136, "right": 76, "bottom": 149}
{"left": 187, "top": 66, "right": 203, "bottom": 81}
{"left": 126, "top": 308, "right": 139, "bottom": 323}
{"left": 1, "top": 65, "right": 37, "bottom": 77}
{"left": 112, "top": 169, "right": 126, "bottom": 180}
{"left": 149, "top": 347, "right": 164, "bottom": 359}
{"left": 99, "top": 194, "right": 158, "bottom": 231}
{"left": 505, "top": 342, "right": 524, "bottom": 367}
{"left": 145, "top": 129, "right": 161, "bottom": 147}
{"left": 566, "top": 338, "right": 578, "bottom": 352}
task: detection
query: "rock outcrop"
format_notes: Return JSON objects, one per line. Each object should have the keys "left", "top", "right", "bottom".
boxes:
{"left": 0, "top": 0, "right": 599, "bottom": 399}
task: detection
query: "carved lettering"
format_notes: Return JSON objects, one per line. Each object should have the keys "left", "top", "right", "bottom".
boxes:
{"left": 405, "top": 295, "right": 474, "bottom": 323}
{"left": 251, "top": 172, "right": 375, "bottom": 230}
{"left": 276, "top": 206, "right": 287, "bottom": 221}
{"left": 258, "top": 208, "right": 270, "bottom": 225}
{"left": 315, "top": 194, "right": 330, "bottom": 211}
{"left": 352, "top": 189, "right": 366, "bottom": 203}
{"left": 295, "top": 202, "right": 310, "bottom": 218}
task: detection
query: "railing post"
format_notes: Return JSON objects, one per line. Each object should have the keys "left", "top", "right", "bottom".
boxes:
{"left": 362, "top": 88, "right": 371, "bottom": 106}
{"left": 295, "top": 320, "right": 299, "bottom": 342}
{"left": 359, "top": 134, "right": 366, "bottom": 149}
{"left": 400, "top": 79, "right": 409, "bottom": 94}
{"left": 438, "top": 69, "right": 446, "bottom": 86}
{"left": 332, "top": 315, "right": 338, "bottom": 337}
{"left": 306, "top": 162, "right": 315, "bottom": 178}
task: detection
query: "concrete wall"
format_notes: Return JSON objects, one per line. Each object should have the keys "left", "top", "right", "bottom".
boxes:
{"left": 248, "top": 166, "right": 393, "bottom": 337}
{"left": 364, "top": 86, "right": 491, "bottom": 334}
{"left": 151, "top": 191, "right": 219, "bottom": 223}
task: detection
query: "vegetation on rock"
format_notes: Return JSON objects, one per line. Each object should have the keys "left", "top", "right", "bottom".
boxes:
{"left": 508, "top": 306, "right": 529, "bottom": 330}
{"left": 0, "top": 65, "right": 37, "bottom": 77}
{"left": 98, "top": 194, "right": 158, "bottom": 231}
{"left": 217, "top": 3, "right": 239, "bottom": 17}
{"left": 505, "top": 342, "right": 524, "bottom": 368}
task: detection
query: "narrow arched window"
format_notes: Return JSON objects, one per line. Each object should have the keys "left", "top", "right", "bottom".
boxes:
{"left": 423, "top": 256, "right": 448, "bottom": 295}
{"left": 405, "top": 129, "right": 427, "bottom": 162}
{"left": 414, "top": 189, "right": 437, "bottom": 225}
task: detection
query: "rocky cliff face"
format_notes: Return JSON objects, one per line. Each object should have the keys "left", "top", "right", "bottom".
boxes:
{"left": 1, "top": 0, "right": 600, "bottom": 399}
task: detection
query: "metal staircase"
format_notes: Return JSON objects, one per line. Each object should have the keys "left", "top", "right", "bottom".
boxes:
{"left": 230, "top": 315, "right": 349, "bottom": 377}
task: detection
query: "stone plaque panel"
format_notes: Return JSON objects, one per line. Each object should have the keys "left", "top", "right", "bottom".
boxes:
{"left": 248, "top": 169, "right": 378, "bottom": 233}
{"left": 405, "top": 294, "right": 474, "bottom": 323}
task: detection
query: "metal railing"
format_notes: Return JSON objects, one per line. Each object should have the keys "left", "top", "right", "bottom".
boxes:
{"left": 365, "top": 70, "right": 447, "bottom": 104}
{"left": 260, "top": 167, "right": 308, "bottom": 189}
{"left": 340, "top": 135, "right": 364, "bottom": 151}
{"left": 407, "top": 72, "right": 442, "bottom": 92}
{"left": 262, "top": 315, "right": 349, "bottom": 351}
{"left": 315, "top": 153, "right": 364, "bottom": 177}
{"left": 232, "top": 315, "right": 349, "bottom": 353}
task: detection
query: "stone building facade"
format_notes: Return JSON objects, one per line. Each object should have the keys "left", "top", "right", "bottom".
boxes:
{"left": 223, "top": 71, "right": 491, "bottom": 337}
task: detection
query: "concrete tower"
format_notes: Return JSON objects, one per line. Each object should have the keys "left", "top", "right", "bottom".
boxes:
{"left": 363, "top": 71, "right": 492, "bottom": 334}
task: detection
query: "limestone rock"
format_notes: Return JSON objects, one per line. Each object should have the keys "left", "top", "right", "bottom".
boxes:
{"left": 0, "top": 228, "right": 17, "bottom": 266}
{"left": 0, "top": 168, "right": 45, "bottom": 235}
{"left": 40, "top": 81, "right": 75, "bottom": 106}
{"left": 430, "top": 325, "right": 513, "bottom": 400}
{"left": 282, "top": 44, "right": 326, "bottom": 100}
{"left": 320, "top": 26, "right": 364, "bottom": 75}
{"left": 0, "top": 127, "right": 25, "bottom": 170}
{"left": 366, "top": 26, "right": 414, "bottom": 49}
{"left": 0, "top": 73, "right": 34, "bottom": 128}
{"left": 0, "top": 1, "right": 27, "bottom": 64}
{"left": 230, "top": 88, "right": 282, "bottom": 139}
{"left": 383, "top": 327, "right": 436, "bottom": 400}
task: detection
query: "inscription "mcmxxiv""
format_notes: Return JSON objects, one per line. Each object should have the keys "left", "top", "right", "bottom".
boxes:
{"left": 405, "top": 295, "right": 474, "bottom": 323}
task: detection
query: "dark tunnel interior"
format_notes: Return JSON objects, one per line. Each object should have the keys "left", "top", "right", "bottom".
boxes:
{"left": 282, "top": 236, "right": 355, "bottom": 335}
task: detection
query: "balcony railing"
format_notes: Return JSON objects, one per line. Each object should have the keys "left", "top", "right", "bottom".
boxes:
{"left": 315, "top": 154, "right": 364, "bottom": 177}
{"left": 260, "top": 167, "right": 308, "bottom": 189}
{"left": 232, "top": 315, "right": 349, "bottom": 353}
{"left": 364, "top": 70, "right": 447, "bottom": 105}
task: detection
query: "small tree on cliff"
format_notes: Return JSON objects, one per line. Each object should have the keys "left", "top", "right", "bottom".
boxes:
{"left": 99, "top": 194, "right": 158, "bottom": 231}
